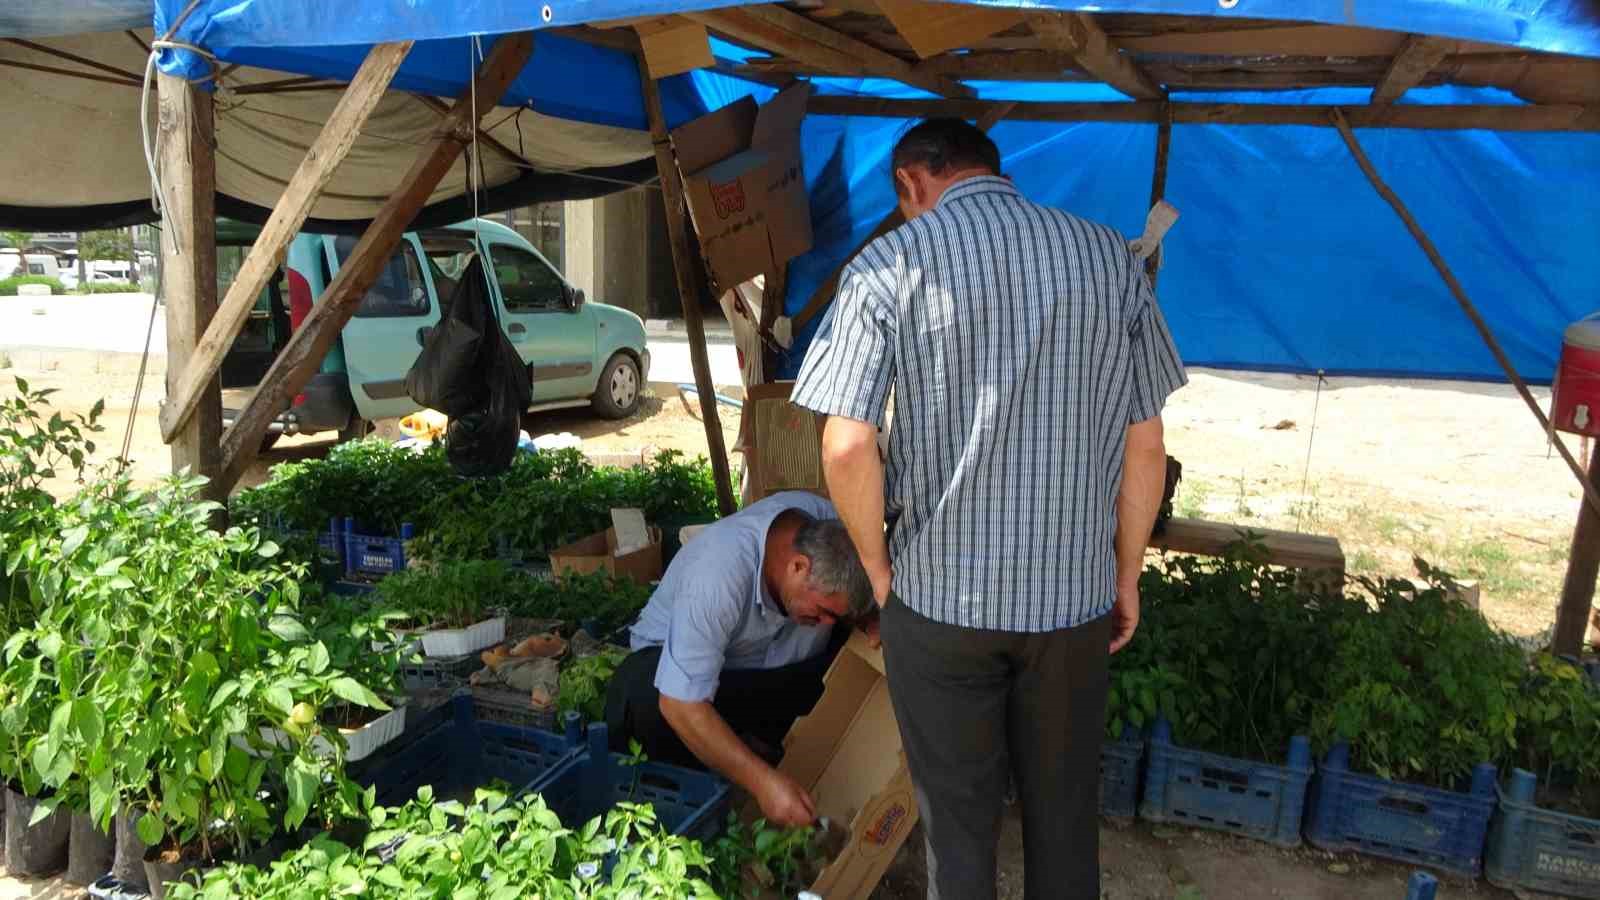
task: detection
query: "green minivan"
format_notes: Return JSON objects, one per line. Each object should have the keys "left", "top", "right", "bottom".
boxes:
{"left": 220, "top": 218, "right": 650, "bottom": 446}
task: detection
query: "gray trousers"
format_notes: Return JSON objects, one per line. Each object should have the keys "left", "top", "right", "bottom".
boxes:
{"left": 881, "top": 594, "right": 1110, "bottom": 900}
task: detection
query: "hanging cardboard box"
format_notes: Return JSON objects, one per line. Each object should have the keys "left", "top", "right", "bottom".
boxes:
{"left": 741, "top": 381, "right": 828, "bottom": 501}
{"left": 671, "top": 83, "right": 814, "bottom": 294}
{"left": 780, "top": 631, "right": 919, "bottom": 900}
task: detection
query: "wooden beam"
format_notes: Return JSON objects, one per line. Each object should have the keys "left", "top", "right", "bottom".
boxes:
{"left": 413, "top": 93, "right": 532, "bottom": 171}
{"left": 1145, "top": 106, "right": 1172, "bottom": 289}
{"left": 155, "top": 72, "right": 223, "bottom": 502}
{"left": 1331, "top": 108, "right": 1600, "bottom": 527}
{"left": 686, "top": 6, "right": 972, "bottom": 98}
{"left": 1372, "top": 35, "right": 1456, "bottom": 105}
{"left": 914, "top": 50, "right": 1083, "bottom": 81}
{"left": 807, "top": 95, "right": 1600, "bottom": 131}
{"left": 1029, "top": 12, "right": 1164, "bottom": 100}
{"left": 3, "top": 38, "right": 144, "bottom": 84}
{"left": 636, "top": 55, "right": 738, "bottom": 516}
{"left": 1556, "top": 440, "right": 1600, "bottom": 655}
{"left": 218, "top": 33, "right": 534, "bottom": 490}
{"left": 0, "top": 57, "right": 142, "bottom": 88}
{"left": 160, "top": 41, "right": 412, "bottom": 444}
{"left": 792, "top": 103, "right": 1013, "bottom": 333}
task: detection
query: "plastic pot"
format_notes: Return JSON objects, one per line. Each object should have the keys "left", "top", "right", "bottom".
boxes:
{"left": 66, "top": 810, "right": 116, "bottom": 885}
{"left": 111, "top": 809, "right": 151, "bottom": 889}
{"left": 3, "top": 784, "right": 71, "bottom": 877}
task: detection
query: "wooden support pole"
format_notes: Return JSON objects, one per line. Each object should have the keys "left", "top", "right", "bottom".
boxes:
{"left": 155, "top": 72, "right": 223, "bottom": 499}
{"left": 1332, "top": 109, "right": 1600, "bottom": 509}
{"left": 217, "top": 33, "right": 534, "bottom": 491}
{"left": 807, "top": 96, "right": 1600, "bottom": 132}
{"left": 1145, "top": 106, "right": 1172, "bottom": 288}
{"left": 1556, "top": 440, "right": 1600, "bottom": 654}
{"left": 1372, "top": 35, "right": 1454, "bottom": 106}
{"left": 1029, "top": 12, "right": 1164, "bottom": 100}
{"left": 160, "top": 41, "right": 412, "bottom": 444}
{"left": 637, "top": 54, "right": 737, "bottom": 516}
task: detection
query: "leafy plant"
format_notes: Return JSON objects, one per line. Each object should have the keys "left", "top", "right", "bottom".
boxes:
{"left": 706, "top": 814, "right": 822, "bottom": 899}
{"left": 167, "top": 788, "right": 722, "bottom": 899}
{"left": 373, "top": 560, "right": 520, "bottom": 630}
{"left": 503, "top": 572, "right": 653, "bottom": 640}
{"left": 558, "top": 648, "right": 629, "bottom": 724}
{"left": 1511, "top": 654, "right": 1600, "bottom": 813}
{"left": 0, "top": 275, "right": 66, "bottom": 296}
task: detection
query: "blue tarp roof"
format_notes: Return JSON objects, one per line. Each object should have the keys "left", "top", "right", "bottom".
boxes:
{"left": 9, "top": 0, "right": 1598, "bottom": 381}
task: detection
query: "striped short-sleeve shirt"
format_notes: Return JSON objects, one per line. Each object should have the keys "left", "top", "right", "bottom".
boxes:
{"left": 791, "top": 176, "right": 1188, "bottom": 633}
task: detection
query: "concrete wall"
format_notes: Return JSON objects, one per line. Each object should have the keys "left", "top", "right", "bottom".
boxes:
{"left": 563, "top": 189, "right": 679, "bottom": 320}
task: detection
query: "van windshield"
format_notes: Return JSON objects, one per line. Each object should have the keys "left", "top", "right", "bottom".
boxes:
{"left": 419, "top": 235, "right": 482, "bottom": 317}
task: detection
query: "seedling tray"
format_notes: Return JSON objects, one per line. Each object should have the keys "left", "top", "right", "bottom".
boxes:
{"left": 1487, "top": 768, "right": 1600, "bottom": 897}
{"left": 1306, "top": 743, "right": 1497, "bottom": 877}
{"left": 471, "top": 684, "right": 558, "bottom": 732}
{"left": 1138, "top": 719, "right": 1311, "bottom": 848}
{"left": 340, "top": 517, "right": 413, "bottom": 578}
{"left": 536, "top": 721, "right": 730, "bottom": 842}
{"left": 353, "top": 696, "right": 582, "bottom": 808}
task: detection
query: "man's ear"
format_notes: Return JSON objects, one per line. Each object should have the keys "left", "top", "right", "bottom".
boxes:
{"left": 790, "top": 553, "right": 812, "bottom": 582}
{"left": 894, "top": 167, "right": 915, "bottom": 199}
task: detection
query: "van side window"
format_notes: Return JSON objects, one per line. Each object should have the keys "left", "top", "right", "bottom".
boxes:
{"left": 488, "top": 244, "right": 565, "bottom": 313}
{"left": 334, "top": 237, "right": 430, "bottom": 318}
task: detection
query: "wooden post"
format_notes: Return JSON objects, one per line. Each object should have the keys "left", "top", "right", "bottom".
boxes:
{"left": 1145, "top": 106, "right": 1172, "bottom": 288}
{"left": 217, "top": 33, "right": 534, "bottom": 491}
{"left": 637, "top": 54, "right": 737, "bottom": 516}
{"left": 1556, "top": 440, "right": 1600, "bottom": 655}
{"left": 155, "top": 71, "right": 223, "bottom": 500}
{"left": 160, "top": 41, "right": 412, "bottom": 443}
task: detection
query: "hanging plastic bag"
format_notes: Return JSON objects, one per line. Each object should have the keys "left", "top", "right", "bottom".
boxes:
{"left": 405, "top": 256, "right": 492, "bottom": 417}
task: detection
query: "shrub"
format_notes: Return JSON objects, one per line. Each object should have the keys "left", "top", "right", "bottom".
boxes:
{"left": 77, "top": 281, "right": 139, "bottom": 294}
{"left": 0, "top": 275, "right": 66, "bottom": 295}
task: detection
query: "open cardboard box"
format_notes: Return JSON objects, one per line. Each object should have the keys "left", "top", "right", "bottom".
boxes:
{"left": 549, "top": 526, "right": 664, "bottom": 584}
{"left": 671, "top": 83, "right": 814, "bottom": 294}
{"left": 779, "top": 631, "right": 919, "bottom": 899}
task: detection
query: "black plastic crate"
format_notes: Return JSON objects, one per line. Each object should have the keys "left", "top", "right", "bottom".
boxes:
{"left": 536, "top": 721, "right": 730, "bottom": 842}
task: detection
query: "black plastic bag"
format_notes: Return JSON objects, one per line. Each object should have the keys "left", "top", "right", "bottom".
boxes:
{"left": 446, "top": 304, "right": 532, "bottom": 477}
{"left": 405, "top": 257, "right": 492, "bottom": 417}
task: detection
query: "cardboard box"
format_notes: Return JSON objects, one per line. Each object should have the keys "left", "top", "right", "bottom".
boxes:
{"left": 780, "top": 631, "right": 919, "bottom": 900}
{"left": 549, "top": 526, "right": 663, "bottom": 583}
{"left": 672, "top": 83, "right": 814, "bottom": 294}
{"left": 742, "top": 381, "right": 829, "bottom": 501}
{"left": 634, "top": 17, "right": 714, "bottom": 79}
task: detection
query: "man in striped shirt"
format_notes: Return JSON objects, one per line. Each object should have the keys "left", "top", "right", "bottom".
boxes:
{"left": 792, "top": 118, "right": 1187, "bottom": 899}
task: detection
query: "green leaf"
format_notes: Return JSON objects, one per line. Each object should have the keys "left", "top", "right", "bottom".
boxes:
{"left": 264, "top": 685, "right": 295, "bottom": 716}
{"left": 94, "top": 556, "right": 128, "bottom": 577}
{"left": 37, "top": 632, "right": 63, "bottom": 660}
{"left": 136, "top": 813, "right": 164, "bottom": 847}
{"left": 60, "top": 524, "right": 89, "bottom": 557}
{"left": 72, "top": 698, "right": 103, "bottom": 747}
{"left": 269, "top": 615, "right": 310, "bottom": 643}
{"left": 257, "top": 540, "right": 280, "bottom": 558}
{"left": 308, "top": 642, "right": 330, "bottom": 676}
{"left": 285, "top": 758, "right": 318, "bottom": 830}
{"left": 329, "top": 677, "right": 385, "bottom": 709}
{"left": 27, "top": 795, "right": 59, "bottom": 828}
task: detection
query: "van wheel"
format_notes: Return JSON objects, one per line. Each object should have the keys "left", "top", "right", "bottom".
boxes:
{"left": 338, "top": 418, "right": 374, "bottom": 443}
{"left": 592, "top": 353, "right": 641, "bottom": 420}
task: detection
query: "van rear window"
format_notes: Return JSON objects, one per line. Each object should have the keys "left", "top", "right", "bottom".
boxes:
{"left": 334, "top": 237, "right": 430, "bottom": 318}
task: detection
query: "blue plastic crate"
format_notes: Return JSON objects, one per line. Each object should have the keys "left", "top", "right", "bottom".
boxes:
{"left": 353, "top": 696, "right": 583, "bottom": 808}
{"left": 1306, "top": 743, "right": 1497, "bottom": 877}
{"left": 263, "top": 516, "right": 345, "bottom": 571}
{"left": 1138, "top": 719, "right": 1311, "bottom": 848}
{"left": 1487, "top": 768, "right": 1600, "bottom": 897}
{"left": 1100, "top": 728, "right": 1144, "bottom": 820}
{"left": 535, "top": 721, "right": 730, "bottom": 842}
{"left": 341, "top": 517, "right": 413, "bottom": 579}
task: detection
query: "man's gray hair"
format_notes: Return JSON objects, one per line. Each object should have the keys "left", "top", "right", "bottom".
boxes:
{"left": 793, "top": 515, "right": 877, "bottom": 619}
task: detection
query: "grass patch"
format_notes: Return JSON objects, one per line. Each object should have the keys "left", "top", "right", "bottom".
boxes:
{"left": 1176, "top": 476, "right": 1211, "bottom": 519}
{"left": 1348, "top": 548, "right": 1384, "bottom": 575}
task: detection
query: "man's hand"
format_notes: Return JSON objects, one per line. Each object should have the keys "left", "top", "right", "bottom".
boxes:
{"left": 1109, "top": 581, "right": 1140, "bottom": 654}
{"left": 758, "top": 770, "right": 818, "bottom": 827}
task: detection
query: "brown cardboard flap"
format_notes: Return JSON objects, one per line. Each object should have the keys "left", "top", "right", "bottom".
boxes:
{"left": 750, "top": 82, "right": 814, "bottom": 149}
{"left": 637, "top": 18, "right": 714, "bottom": 79}
{"left": 671, "top": 95, "right": 756, "bottom": 176}
{"left": 811, "top": 762, "right": 920, "bottom": 900}
{"left": 744, "top": 381, "right": 828, "bottom": 500}
{"left": 549, "top": 526, "right": 663, "bottom": 584}
{"left": 872, "top": 0, "right": 1027, "bottom": 58}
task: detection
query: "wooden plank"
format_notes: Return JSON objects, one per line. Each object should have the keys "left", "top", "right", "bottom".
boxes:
{"left": 791, "top": 102, "right": 1012, "bottom": 332}
{"left": 1145, "top": 107, "right": 1172, "bottom": 288}
{"left": 807, "top": 94, "right": 1600, "bottom": 131}
{"left": 688, "top": 6, "right": 972, "bottom": 98}
{"left": 1555, "top": 440, "right": 1600, "bottom": 655}
{"left": 1029, "top": 13, "right": 1164, "bottom": 100}
{"left": 1332, "top": 108, "right": 1600, "bottom": 527}
{"left": 1372, "top": 34, "right": 1456, "bottom": 105}
{"left": 3, "top": 37, "right": 144, "bottom": 83}
{"left": 1150, "top": 517, "right": 1345, "bottom": 575}
{"left": 635, "top": 17, "right": 715, "bottom": 78}
{"left": 638, "top": 56, "right": 738, "bottom": 516}
{"left": 870, "top": 0, "right": 1026, "bottom": 59}
{"left": 1118, "top": 23, "right": 1406, "bottom": 57}
{"left": 160, "top": 40, "right": 412, "bottom": 444}
{"left": 155, "top": 72, "right": 223, "bottom": 503}
{"left": 217, "top": 33, "right": 535, "bottom": 491}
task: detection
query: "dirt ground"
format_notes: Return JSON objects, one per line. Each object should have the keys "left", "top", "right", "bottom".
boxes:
{"left": 0, "top": 352, "right": 1583, "bottom": 897}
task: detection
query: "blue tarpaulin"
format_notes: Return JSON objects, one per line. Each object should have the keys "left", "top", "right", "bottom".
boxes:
{"left": 18, "top": 0, "right": 1600, "bottom": 381}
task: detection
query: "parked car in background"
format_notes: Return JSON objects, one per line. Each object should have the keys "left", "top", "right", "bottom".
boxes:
{"left": 217, "top": 218, "right": 650, "bottom": 448}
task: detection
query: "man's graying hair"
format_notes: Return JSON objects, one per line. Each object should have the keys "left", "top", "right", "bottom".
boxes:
{"left": 890, "top": 117, "right": 1001, "bottom": 192}
{"left": 792, "top": 514, "right": 876, "bottom": 619}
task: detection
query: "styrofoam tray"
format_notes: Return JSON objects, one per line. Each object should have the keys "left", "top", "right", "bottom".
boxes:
{"left": 420, "top": 617, "right": 506, "bottom": 658}
{"left": 239, "top": 700, "right": 409, "bottom": 762}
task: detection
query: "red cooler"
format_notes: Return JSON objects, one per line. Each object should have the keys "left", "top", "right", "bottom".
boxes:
{"left": 1553, "top": 316, "right": 1600, "bottom": 436}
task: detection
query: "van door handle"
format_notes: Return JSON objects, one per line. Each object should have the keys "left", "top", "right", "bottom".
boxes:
{"left": 415, "top": 327, "right": 432, "bottom": 346}
{"left": 508, "top": 323, "right": 526, "bottom": 335}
